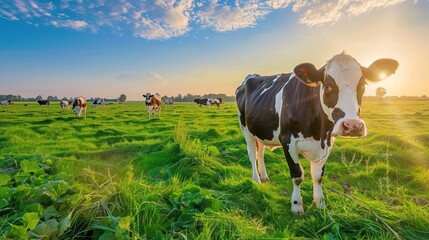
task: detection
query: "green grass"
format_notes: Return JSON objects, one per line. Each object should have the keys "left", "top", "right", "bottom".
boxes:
{"left": 0, "top": 100, "right": 428, "bottom": 239}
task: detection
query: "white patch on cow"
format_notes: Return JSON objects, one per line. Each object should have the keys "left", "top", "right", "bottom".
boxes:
{"left": 311, "top": 157, "right": 328, "bottom": 209}
{"left": 260, "top": 74, "right": 281, "bottom": 96}
{"left": 323, "top": 53, "right": 363, "bottom": 128}
{"left": 288, "top": 133, "right": 333, "bottom": 164}
{"left": 240, "top": 124, "right": 262, "bottom": 184}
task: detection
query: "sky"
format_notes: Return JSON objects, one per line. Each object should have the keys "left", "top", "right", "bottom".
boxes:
{"left": 1, "top": 0, "right": 429, "bottom": 101}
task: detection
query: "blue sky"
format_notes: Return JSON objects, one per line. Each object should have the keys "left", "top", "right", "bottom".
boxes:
{"left": 1, "top": 0, "right": 429, "bottom": 100}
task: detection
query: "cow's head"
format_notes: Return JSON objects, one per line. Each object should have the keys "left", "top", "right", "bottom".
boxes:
{"left": 294, "top": 52, "right": 398, "bottom": 137}
{"left": 144, "top": 93, "right": 153, "bottom": 105}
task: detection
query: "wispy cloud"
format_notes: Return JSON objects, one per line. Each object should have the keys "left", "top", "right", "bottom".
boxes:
{"left": 115, "top": 71, "right": 167, "bottom": 85}
{"left": 0, "top": 0, "right": 409, "bottom": 39}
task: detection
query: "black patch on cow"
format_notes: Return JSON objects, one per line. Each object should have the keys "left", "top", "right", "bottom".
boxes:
{"left": 332, "top": 108, "right": 345, "bottom": 123}
{"left": 293, "top": 201, "right": 298, "bottom": 204}
{"left": 322, "top": 76, "right": 339, "bottom": 108}
{"left": 356, "top": 78, "right": 366, "bottom": 106}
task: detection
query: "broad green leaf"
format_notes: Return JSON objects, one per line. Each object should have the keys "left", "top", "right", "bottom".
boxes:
{"left": 6, "top": 225, "right": 29, "bottom": 239}
{"left": 0, "top": 173, "right": 11, "bottom": 186}
{"left": 23, "top": 212, "right": 40, "bottom": 230}
{"left": 59, "top": 213, "right": 72, "bottom": 236}
{"left": 0, "top": 186, "right": 10, "bottom": 198}
{"left": 24, "top": 203, "right": 43, "bottom": 216}
{"left": 20, "top": 160, "right": 42, "bottom": 174}
{"left": 33, "top": 219, "right": 59, "bottom": 238}
{"left": 43, "top": 205, "right": 58, "bottom": 220}
{"left": 116, "top": 216, "right": 131, "bottom": 233}
{"left": 43, "top": 180, "right": 71, "bottom": 201}
{"left": 99, "top": 231, "right": 117, "bottom": 240}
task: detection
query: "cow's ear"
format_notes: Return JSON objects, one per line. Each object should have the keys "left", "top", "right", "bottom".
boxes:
{"left": 362, "top": 58, "right": 398, "bottom": 82}
{"left": 293, "top": 63, "right": 324, "bottom": 84}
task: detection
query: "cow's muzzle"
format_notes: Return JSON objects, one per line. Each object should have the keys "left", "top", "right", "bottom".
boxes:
{"left": 333, "top": 119, "right": 367, "bottom": 137}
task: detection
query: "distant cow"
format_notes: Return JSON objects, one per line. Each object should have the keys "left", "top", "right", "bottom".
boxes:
{"left": 236, "top": 52, "right": 398, "bottom": 214}
{"left": 60, "top": 100, "right": 72, "bottom": 111}
{"left": 72, "top": 97, "right": 87, "bottom": 118}
{"left": 164, "top": 99, "right": 174, "bottom": 106}
{"left": 92, "top": 99, "right": 106, "bottom": 108}
{"left": 194, "top": 98, "right": 220, "bottom": 108}
{"left": 1, "top": 100, "right": 12, "bottom": 106}
{"left": 37, "top": 100, "right": 50, "bottom": 106}
{"left": 144, "top": 93, "right": 161, "bottom": 119}
{"left": 216, "top": 98, "right": 223, "bottom": 104}
{"left": 194, "top": 98, "right": 208, "bottom": 107}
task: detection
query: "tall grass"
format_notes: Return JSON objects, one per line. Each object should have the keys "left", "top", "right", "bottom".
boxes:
{"left": 0, "top": 100, "right": 428, "bottom": 239}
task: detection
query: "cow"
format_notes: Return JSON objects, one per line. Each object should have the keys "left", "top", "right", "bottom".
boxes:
{"left": 193, "top": 98, "right": 220, "bottom": 108}
{"left": 236, "top": 52, "right": 398, "bottom": 214}
{"left": 37, "top": 100, "right": 50, "bottom": 106}
{"left": 1, "top": 100, "right": 12, "bottom": 106}
{"left": 60, "top": 100, "right": 72, "bottom": 111}
{"left": 194, "top": 98, "right": 208, "bottom": 107}
{"left": 72, "top": 97, "right": 87, "bottom": 118}
{"left": 216, "top": 98, "right": 223, "bottom": 104}
{"left": 164, "top": 99, "right": 174, "bottom": 106}
{"left": 144, "top": 93, "right": 161, "bottom": 119}
{"left": 92, "top": 99, "right": 106, "bottom": 108}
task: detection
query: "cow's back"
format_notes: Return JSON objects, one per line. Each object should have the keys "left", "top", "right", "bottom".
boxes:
{"left": 237, "top": 74, "right": 292, "bottom": 141}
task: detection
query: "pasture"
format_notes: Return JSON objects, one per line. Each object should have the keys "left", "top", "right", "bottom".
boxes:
{"left": 0, "top": 100, "right": 428, "bottom": 239}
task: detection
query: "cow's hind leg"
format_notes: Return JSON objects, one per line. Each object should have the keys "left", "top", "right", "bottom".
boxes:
{"left": 241, "top": 127, "right": 261, "bottom": 184}
{"left": 256, "top": 140, "right": 269, "bottom": 182}
{"left": 311, "top": 158, "right": 327, "bottom": 209}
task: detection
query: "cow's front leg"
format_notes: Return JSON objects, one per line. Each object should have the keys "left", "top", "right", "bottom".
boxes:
{"left": 311, "top": 158, "right": 327, "bottom": 209}
{"left": 241, "top": 126, "right": 261, "bottom": 184}
{"left": 283, "top": 147, "right": 304, "bottom": 214}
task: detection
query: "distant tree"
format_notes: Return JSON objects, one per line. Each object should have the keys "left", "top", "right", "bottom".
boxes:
{"left": 47, "top": 96, "right": 58, "bottom": 101}
{"left": 376, "top": 87, "right": 387, "bottom": 100}
{"left": 61, "top": 97, "right": 69, "bottom": 101}
{"left": 118, "top": 94, "right": 127, "bottom": 102}
{"left": 35, "top": 95, "right": 43, "bottom": 101}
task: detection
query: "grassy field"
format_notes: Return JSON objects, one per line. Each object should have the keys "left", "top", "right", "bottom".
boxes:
{"left": 0, "top": 100, "right": 428, "bottom": 239}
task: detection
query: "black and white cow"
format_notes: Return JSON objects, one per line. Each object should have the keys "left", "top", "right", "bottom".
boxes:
{"left": 37, "top": 100, "right": 50, "bottom": 106}
{"left": 144, "top": 93, "right": 161, "bottom": 119}
{"left": 1, "top": 100, "right": 12, "bottom": 106}
{"left": 164, "top": 99, "right": 174, "bottom": 106}
{"left": 72, "top": 97, "right": 87, "bottom": 118}
{"left": 92, "top": 99, "right": 105, "bottom": 108}
{"left": 60, "top": 100, "right": 72, "bottom": 111}
{"left": 236, "top": 52, "right": 398, "bottom": 214}
{"left": 194, "top": 98, "right": 220, "bottom": 108}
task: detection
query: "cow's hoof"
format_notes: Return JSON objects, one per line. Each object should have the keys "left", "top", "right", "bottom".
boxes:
{"left": 291, "top": 204, "right": 304, "bottom": 214}
{"left": 313, "top": 198, "right": 325, "bottom": 209}
{"left": 260, "top": 176, "right": 270, "bottom": 183}
{"left": 252, "top": 175, "right": 262, "bottom": 184}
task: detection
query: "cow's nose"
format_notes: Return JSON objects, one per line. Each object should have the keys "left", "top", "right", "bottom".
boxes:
{"left": 339, "top": 119, "right": 366, "bottom": 137}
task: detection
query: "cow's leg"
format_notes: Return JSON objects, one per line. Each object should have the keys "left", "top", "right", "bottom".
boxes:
{"left": 256, "top": 140, "right": 269, "bottom": 182}
{"left": 311, "top": 158, "right": 327, "bottom": 209}
{"left": 241, "top": 126, "right": 261, "bottom": 184}
{"left": 282, "top": 143, "right": 305, "bottom": 214}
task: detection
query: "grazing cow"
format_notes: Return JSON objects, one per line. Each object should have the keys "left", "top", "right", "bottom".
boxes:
{"left": 164, "top": 99, "right": 174, "bottom": 106}
{"left": 216, "top": 98, "right": 223, "bottom": 104}
{"left": 144, "top": 93, "right": 161, "bottom": 119}
{"left": 92, "top": 99, "right": 106, "bottom": 108}
{"left": 209, "top": 98, "right": 221, "bottom": 108}
{"left": 60, "top": 100, "right": 72, "bottom": 111}
{"left": 236, "top": 52, "right": 398, "bottom": 214}
{"left": 1, "top": 100, "right": 12, "bottom": 106}
{"left": 72, "top": 97, "right": 87, "bottom": 118}
{"left": 194, "top": 98, "right": 208, "bottom": 107}
{"left": 37, "top": 100, "right": 50, "bottom": 106}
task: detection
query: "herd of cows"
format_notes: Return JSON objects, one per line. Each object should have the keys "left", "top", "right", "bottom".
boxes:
{"left": 1, "top": 53, "right": 399, "bottom": 214}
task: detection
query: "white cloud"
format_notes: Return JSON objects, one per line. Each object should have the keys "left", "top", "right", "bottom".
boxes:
{"left": 196, "top": 0, "right": 269, "bottom": 32}
{"left": 293, "top": 0, "right": 408, "bottom": 27}
{"left": 0, "top": 0, "right": 410, "bottom": 38}
{"left": 51, "top": 20, "right": 87, "bottom": 30}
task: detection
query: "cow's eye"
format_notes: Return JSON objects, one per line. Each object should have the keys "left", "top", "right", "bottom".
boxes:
{"left": 324, "top": 85, "right": 332, "bottom": 94}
